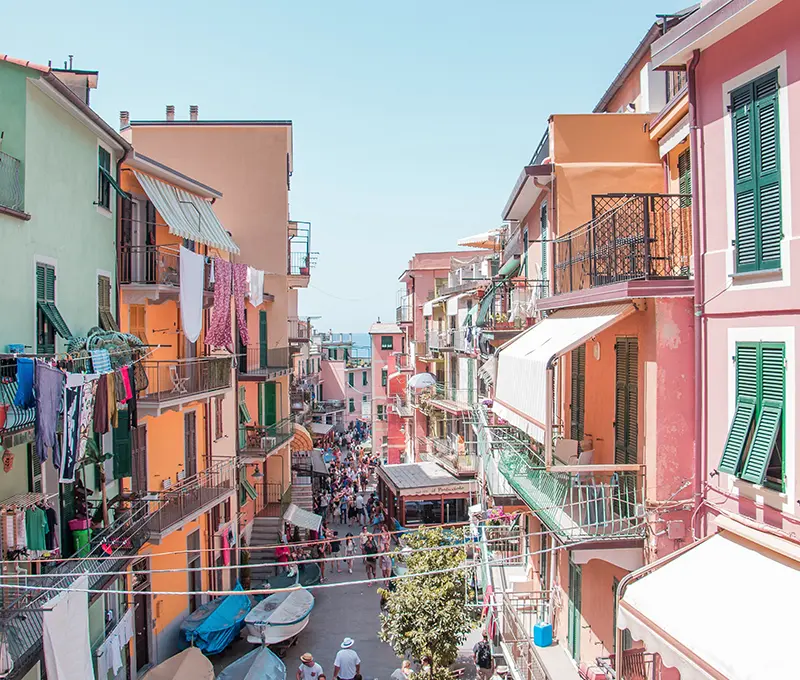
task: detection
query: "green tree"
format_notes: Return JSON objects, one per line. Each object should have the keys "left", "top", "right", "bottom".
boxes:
{"left": 378, "top": 527, "right": 475, "bottom": 679}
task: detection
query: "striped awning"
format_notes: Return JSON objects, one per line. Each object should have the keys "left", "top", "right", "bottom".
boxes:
{"left": 134, "top": 171, "right": 239, "bottom": 254}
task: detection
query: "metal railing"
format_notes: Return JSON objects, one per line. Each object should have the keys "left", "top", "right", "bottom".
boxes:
{"left": 289, "top": 317, "right": 311, "bottom": 341}
{"left": 597, "top": 649, "right": 659, "bottom": 680}
{"left": 0, "top": 150, "right": 24, "bottom": 212}
{"left": 498, "top": 446, "right": 645, "bottom": 542}
{"left": 313, "top": 399, "right": 345, "bottom": 413}
{"left": 501, "top": 593, "right": 553, "bottom": 680}
{"left": 239, "top": 346, "right": 291, "bottom": 376}
{"left": 146, "top": 459, "right": 236, "bottom": 536}
{"left": 119, "top": 245, "right": 213, "bottom": 290}
{"left": 0, "top": 357, "right": 36, "bottom": 436}
{"left": 346, "top": 357, "right": 371, "bottom": 368}
{"left": 553, "top": 194, "right": 692, "bottom": 296}
{"left": 418, "top": 436, "right": 478, "bottom": 474}
{"left": 396, "top": 303, "right": 412, "bottom": 324}
{"left": 289, "top": 251, "right": 318, "bottom": 277}
{"left": 394, "top": 353, "right": 412, "bottom": 371}
{"left": 501, "top": 225, "right": 523, "bottom": 267}
{"left": 138, "top": 356, "right": 232, "bottom": 405}
{"left": 255, "top": 481, "right": 291, "bottom": 518}
{"left": 239, "top": 417, "right": 295, "bottom": 456}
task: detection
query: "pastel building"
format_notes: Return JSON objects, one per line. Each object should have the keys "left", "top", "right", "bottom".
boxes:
{"left": 369, "top": 323, "right": 405, "bottom": 463}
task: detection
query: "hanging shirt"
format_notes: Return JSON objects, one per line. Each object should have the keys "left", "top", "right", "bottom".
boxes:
{"left": 25, "top": 507, "right": 48, "bottom": 551}
{"left": 13, "top": 357, "right": 35, "bottom": 409}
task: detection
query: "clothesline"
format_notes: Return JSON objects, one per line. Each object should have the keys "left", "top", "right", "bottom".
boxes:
{"left": 0, "top": 493, "right": 57, "bottom": 511}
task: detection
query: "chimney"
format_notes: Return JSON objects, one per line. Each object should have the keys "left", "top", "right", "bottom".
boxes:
{"left": 166, "top": 105, "right": 175, "bottom": 122}
{"left": 189, "top": 105, "right": 199, "bottom": 122}
{"left": 119, "top": 111, "right": 130, "bottom": 130}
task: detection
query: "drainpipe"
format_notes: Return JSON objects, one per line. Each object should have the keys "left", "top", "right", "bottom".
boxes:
{"left": 687, "top": 49, "right": 704, "bottom": 539}
{"left": 114, "top": 145, "right": 132, "bottom": 329}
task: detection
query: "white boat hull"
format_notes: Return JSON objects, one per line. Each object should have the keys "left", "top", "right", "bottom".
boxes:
{"left": 246, "top": 615, "right": 310, "bottom": 645}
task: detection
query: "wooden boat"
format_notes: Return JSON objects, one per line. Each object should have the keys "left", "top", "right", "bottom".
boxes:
{"left": 244, "top": 588, "right": 315, "bottom": 645}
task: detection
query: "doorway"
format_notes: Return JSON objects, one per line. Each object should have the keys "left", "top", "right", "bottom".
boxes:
{"left": 132, "top": 557, "right": 151, "bottom": 673}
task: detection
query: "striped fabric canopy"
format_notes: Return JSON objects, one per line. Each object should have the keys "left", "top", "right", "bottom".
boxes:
{"left": 134, "top": 171, "right": 239, "bottom": 254}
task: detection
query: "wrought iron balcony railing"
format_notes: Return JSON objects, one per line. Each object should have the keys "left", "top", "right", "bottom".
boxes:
{"left": 500, "top": 593, "right": 554, "bottom": 680}
{"left": 146, "top": 459, "right": 236, "bottom": 538}
{"left": 288, "top": 251, "right": 318, "bottom": 277}
{"left": 0, "top": 357, "right": 36, "bottom": 437}
{"left": 0, "top": 150, "right": 24, "bottom": 213}
{"left": 119, "top": 245, "right": 213, "bottom": 290}
{"left": 239, "top": 417, "right": 295, "bottom": 457}
{"left": 312, "top": 399, "right": 346, "bottom": 413}
{"left": 417, "top": 436, "right": 478, "bottom": 475}
{"left": 138, "top": 356, "right": 232, "bottom": 411}
{"left": 501, "top": 225, "right": 523, "bottom": 267}
{"left": 239, "top": 346, "right": 291, "bottom": 377}
{"left": 552, "top": 194, "right": 692, "bottom": 296}
{"left": 254, "top": 482, "right": 292, "bottom": 519}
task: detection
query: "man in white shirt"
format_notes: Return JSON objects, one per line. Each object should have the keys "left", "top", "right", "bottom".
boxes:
{"left": 333, "top": 638, "right": 361, "bottom": 680}
{"left": 297, "top": 653, "right": 323, "bottom": 680}
{"left": 355, "top": 494, "right": 365, "bottom": 525}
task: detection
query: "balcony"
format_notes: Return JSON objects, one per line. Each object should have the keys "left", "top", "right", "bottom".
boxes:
{"left": 0, "top": 357, "right": 36, "bottom": 444}
{"left": 475, "top": 279, "right": 547, "bottom": 342}
{"left": 254, "top": 482, "right": 293, "bottom": 518}
{"left": 500, "top": 225, "right": 523, "bottom": 268}
{"left": 392, "top": 395, "right": 414, "bottom": 418}
{"left": 550, "top": 194, "right": 692, "bottom": 307}
{"left": 288, "top": 221, "right": 318, "bottom": 288}
{"left": 596, "top": 649, "right": 660, "bottom": 680}
{"left": 312, "top": 399, "right": 346, "bottom": 414}
{"left": 289, "top": 317, "right": 312, "bottom": 342}
{"left": 239, "top": 418, "right": 295, "bottom": 461}
{"left": 439, "top": 257, "right": 493, "bottom": 297}
{"left": 497, "top": 441, "right": 645, "bottom": 544}
{"left": 0, "top": 150, "right": 26, "bottom": 218}
{"left": 417, "top": 435, "right": 478, "bottom": 477}
{"left": 138, "top": 356, "right": 233, "bottom": 416}
{"left": 346, "top": 357, "right": 371, "bottom": 369}
{"left": 238, "top": 346, "right": 291, "bottom": 381}
{"left": 145, "top": 459, "right": 236, "bottom": 543}
{"left": 393, "top": 352, "right": 413, "bottom": 372}
{"left": 119, "top": 245, "right": 214, "bottom": 304}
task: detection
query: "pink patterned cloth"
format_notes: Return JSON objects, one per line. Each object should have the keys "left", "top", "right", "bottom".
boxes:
{"left": 233, "top": 263, "right": 250, "bottom": 347}
{"left": 206, "top": 257, "right": 233, "bottom": 350}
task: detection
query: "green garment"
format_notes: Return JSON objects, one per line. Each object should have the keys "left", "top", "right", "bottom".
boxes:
{"left": 25, "top": 507, "right": 49, "bottom": 551}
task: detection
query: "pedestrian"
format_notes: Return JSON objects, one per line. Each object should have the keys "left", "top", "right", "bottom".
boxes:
{"left": 356, "top": 493, "right": 365, "bottom": 525}
{"left": 339, "top": 493, "right": 349, "bottom": 524}
{"left": 363, "top": 535, "right": 378, "bottom": 580}
{"left": 379, "top": 549, "right": 392, "bottom": 584}
{"left": 391, "top": 660, "right": 413, "bottom": 680}
{"left": 313, "top": 537, "right": 326, "bottom": 583}
{"left": 298, "top": 653, "right": 323, "bottom": 680}
{"left": 348, "top": 497, "right": 358, "bottom": 526}
{"left": 344, "top": 532, "right": 356, "bottom": 574}
{"left": 473, "top": 631, "right": 494, "bottom": 680}
{"left": 333, "top": 638, "right": 361, "bottom": 680}
{"left": 330, "top": 529, "right": 342, "bottom": 573}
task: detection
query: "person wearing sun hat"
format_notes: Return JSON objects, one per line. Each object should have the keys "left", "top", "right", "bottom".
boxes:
{"left": 297, "top": 653, "right": 323, "bottom": 680}
{"left": 333, "top": 638, "right": 361, "bottom": 680}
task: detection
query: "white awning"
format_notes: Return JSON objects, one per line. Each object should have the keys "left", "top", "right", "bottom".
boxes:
{"left": 619, "top": 524, "right": 800, "bottom": 679}
{"left": 493, "top": 303, "right": 636, "bottom": 442}
{"left": 423, "top": 295, "right": 448, "bottom": 317}
{"left": 310, "top": 422, "right": 334, "bottom": 435}
{"left": 283, "top": 504, "right": 323, "bottom": 533}
{"left": 134, "top": 171, "right": 239, "bottom": 254}
{"left": 457, "top": 230, "right": 501, "bottom": 249}
{"left": 446, "top": 295, "right": 461, "bottom": 316}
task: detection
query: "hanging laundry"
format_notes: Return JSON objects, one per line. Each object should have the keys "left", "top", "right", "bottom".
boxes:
{"left": 222, "top": 530, "right": 231, "bottom": 566}
{"left": 128, "top": 370, "right": 138, "bottom": 430}
{"left": 248, "top": 266, "right": 265, "bottom": 308}
{"left": 114, "top": 369, "right": 128, "bottom": 404}
{"left": 60, "top": 374, "right": 84, "bottom": 484}
{"left": 233, "top": 262, "right": 250, "bottom": 346}
{"left": 25, "top": 506, "right": 48, "bottom": 551}
{"left": 107, "top": 372, "right": 118, "bottom": 428}
{"left": 76, "top": 376, "right": 98, "bottom": 464}
{"left": 93, "top": 374, "right": 109, "bottom": 434}
{"left": 42, "top": 575, "right": 95, "bottom": 680}
{"left": 206, "top": 257, "right": 233, "bottom": 350}
{"left": 35, "top": 363, "right": 65, "bottom": 463}
{"left": 14, "top": 511, "right": 27, "bottom": 551}
{"left": 90, "top": 349, "right": 112, "bottom": 374}
{"left": 13, "top": 357, "right": 35, "bottom": 409}
{"left": 209, "top": 258, "right": 215, "bottom": 284}
{"left": 132, "top": 351, "right": 149, "bottom": 393}
{"left": 119, "top": 367, "right": 133, "bottom": 402}
{"left": 45, "top": 505, "right": 58, "bottom": 551}
{"left": 179, "top": 245, "right": 205, "bottom": 343}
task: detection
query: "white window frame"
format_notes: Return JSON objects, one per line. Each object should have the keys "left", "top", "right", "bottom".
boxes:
{"left": 96, "top": 139, "right": 114, "bottom": 218}
{"left": 723, "top": 51, "right": 793, "bottom": 289}
{"left": 723, "top": 325, "right": 795, "bottom": 513}
{"left": 32, "top": 254, "right": 58, "bottom": 353}
{"left": 96, "top": 268, "right": 113, "bottom": 324}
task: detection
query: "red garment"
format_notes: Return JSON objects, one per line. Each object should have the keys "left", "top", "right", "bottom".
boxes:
{"left": 206, "top": 258, "right": 233, "bottom": 350}
{"left": 222, "top": 531, "right": 231, "bottom": 566}
{"left": 120, "top": 367, "right": 133, "bottom": 402}
{"left": 275, "top": 545, "right": 290, "bottom": 563}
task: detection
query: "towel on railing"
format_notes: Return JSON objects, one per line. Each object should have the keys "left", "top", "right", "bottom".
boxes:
{"left": 179, "top": 245, "right": 205, "bottom": 343}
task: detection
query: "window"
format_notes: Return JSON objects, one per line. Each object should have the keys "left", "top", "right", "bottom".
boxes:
{"left": 614, "top": 337, "right": 638, "bottom": 465}
{"left": 377, "top": 405, "right": 385, "bottom": 421}
{"left": 362, "top": 394, "right": 368, "bottom": 403}
{"left": 184, "top": 412, "right": 197, "bottom": 478}
{"left": 98, "top": 146, "right": 112, "bottom": 210}
{"left": 612, "top": 578, "right": 633, "bottom": 652}
{"left": 678, "top": 148, "right": 692, "bottom": 207}
{"left": 540, "top": 201, "right": 548, "bottom": 283}
{"left": 187, "top": 530, "right": 202, "bottom": 613}
{"left": 349, "top": 398, "right": 355, "bottom": 413}
{"left": 362, "top": 371, "right": 368, "bottom": 386}
{"left": 570, "top": 345, "right": 586, "bottom": 441}
{"left": 348, "top": 372, "right": 354, "bottom": 387}
{"left": 129, "top": 305, "right": 148, "bottom": 343}
{"left": 381, "top": 368, "right": 388, "bottom": 387}
{"left": 732, "top": 70, "right": 781, "bottom": 273}
{"left": 718, "top": 342, "right": 785, "bottom": 490}
{"left": 381, "top": 336, "right": 394, "bottom": 350}
{"left": 330, "top": 348, "right": 337, "bottom": 360}
{"left": 36, "top": 263, "right": 71, "bottom": 354}
{"left": 97, "top": 275, "right": 118, "bottom": 331}
{"left": 214, "top": 395, "right": 224, "bottom": 440}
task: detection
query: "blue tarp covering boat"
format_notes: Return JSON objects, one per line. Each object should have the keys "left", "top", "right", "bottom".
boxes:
{"left": 217, "top": 646, "right": 286, "bottom": 680}
{"left": 180, "top": 583, "right": 253, "bottom": 654}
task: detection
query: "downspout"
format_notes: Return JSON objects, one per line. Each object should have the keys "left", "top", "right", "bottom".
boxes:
{"left": 687, "top": 49, "right": 704, "bottom": 540}
{"left": 114, "top": 144, "right": 132, "bottom": 329}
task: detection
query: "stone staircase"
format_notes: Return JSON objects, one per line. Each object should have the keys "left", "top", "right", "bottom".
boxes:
{"left": 291, "top": 479, "right": 314, "bottom": 511}
{"left": 249, "top": 514, "right": 283, "bottom": 586}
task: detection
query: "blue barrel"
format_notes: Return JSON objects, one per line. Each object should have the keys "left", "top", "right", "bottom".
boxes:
{"left": 533, "top": 621, "right": 553, "bottom": 647}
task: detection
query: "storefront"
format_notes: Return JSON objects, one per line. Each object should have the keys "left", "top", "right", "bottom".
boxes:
{"left": 377, "top": 462, "right": 474, "bottom": 527}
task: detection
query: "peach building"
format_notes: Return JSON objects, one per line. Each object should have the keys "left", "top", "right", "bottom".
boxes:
{"left": 369, "top": 323, "right": 406, "bottom": 463}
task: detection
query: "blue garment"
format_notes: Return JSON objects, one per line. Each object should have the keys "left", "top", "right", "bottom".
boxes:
{"left": 90, "top": 349, "right": 112, "bottom": 374}
{"left": 13, "top": 358, "right": 35, "bottom": 409}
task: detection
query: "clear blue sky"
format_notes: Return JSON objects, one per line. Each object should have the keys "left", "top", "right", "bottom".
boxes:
{"left": 4, "top": 0, "right": 686, "bottom": 333}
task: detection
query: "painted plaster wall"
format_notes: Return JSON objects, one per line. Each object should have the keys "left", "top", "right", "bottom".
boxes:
{"left": 603, "top": 52, "right": 649, "bottom": 113}
{"left": 695, "top": 0, "right": 800, "bottom": 531}
{"left": 0, "top": 73, "right": 118, "bottom": 350}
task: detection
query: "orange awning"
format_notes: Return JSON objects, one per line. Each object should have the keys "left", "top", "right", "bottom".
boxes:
{"left": 291, "top": 423, "right": 313, "bottom": 452}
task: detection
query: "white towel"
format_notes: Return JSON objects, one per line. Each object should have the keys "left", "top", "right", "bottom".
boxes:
{"left": 43, "top": 575, "right": 95, "bottom": 680}
{"left": 248, "top": 267, "right": 265, "bottom": 308}
{"left": 179, "top": 246, "right": 205, "bottom": 342}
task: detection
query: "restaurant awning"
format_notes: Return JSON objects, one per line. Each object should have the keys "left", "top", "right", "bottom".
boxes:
{"left": 283, "top": 503, "right": 323, "bottom": 533}
{"left": 134, "top": 171, "right": 240, "bottom": 254}
{"left": 493, "top": 303, "right": 636, "bottom": 442}
{"left": 618, "top": 518, "right": 800, "bottom": 679}
{"left": 290, "top": 423, "right": 314, "bottom": 452}
{"left": 457, "top": 229, "right": 501, "bottom": 249}
{"left": 310, "top": 422, "right": 334, "bottom": 435}
{"left": 310, "top": 449, "right": 329, "bottom": 476}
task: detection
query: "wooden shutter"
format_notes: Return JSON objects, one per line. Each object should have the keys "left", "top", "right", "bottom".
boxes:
{"left": 349, "top": 398, "right": 355, "bottom": 413}
{"left": 259, "top": 311, "right": 268, "bottom": 368}
{"left": 614, "top": 337, "right": 638, "bottom": 465}
{"left": 215, "top": 395, "right": 224, "bottom": 440}
{"left": 363, "top": 371, "right": 368, "bottom": 386}
{"left": 264, "top": 382, "right": 277, "bottom": 426}
{"left": 129, "top": 305, "right": 148, "bottom": 344}
{"left": 741, "top": 343, "right": 784, "bottom": 485}
{"left": 719, "top": 343, "right": 759, "bottom": 474}
{"left": 36, "top": 264, "right": 56, "bottom": 354}
{"left": 732, "top": 82, "right": 757, "bottom": 272}
{"left": 348, "top": 372, "right": 354, "bottom": 387}
{"left": 184, "top": 412, "right": 197, "bottom": 478}
{"left": 754, "top": 71, "right": 781, "bottom": 270}
{"left": 257, "top": 384, "right": 263, "bottom": 426}
{"left": 678, "top": 149, "right": 691, "bottom": 207}
{"left": 113, "top": 410, "right": 132, "bottom": 479}
{"left": 132, "top": 424, "right": 148, "bottom": 493}
{"left": 28, "top": 445, "right": 42, "bottom": 493}
{"left": 570, "top": 346, "right": 586, "bottom": 441}
{"left": 540, "top": 201, "right": 548, "bottom": 282}
{"left": 568, "top": 559, "right": 581, "bottom": 661}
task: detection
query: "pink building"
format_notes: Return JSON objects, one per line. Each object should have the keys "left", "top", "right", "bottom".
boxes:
{"left": 369, "top": 323, "right": 405, "bottom": 463}
{"left": 320, "top": 354, "right": 371, "bottom": 427}
{"left": 612, "top": 1, "right": 800, "bottom": 676}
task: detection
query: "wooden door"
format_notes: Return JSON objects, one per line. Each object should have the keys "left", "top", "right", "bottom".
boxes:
{"left": 184, "top": 412, "right": 197, "bottom": 478}
{"left": 259, "top": 311, "right": 268, "bottom": 368}
{"left": 132, "top": 424, "right": 148, "bottom": 493}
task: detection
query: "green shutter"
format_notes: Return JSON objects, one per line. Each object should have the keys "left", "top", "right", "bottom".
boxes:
{"left": 36, "top": 264, "right": 46, "bottom": 301}
{"left": 732, "top": 82, "right": 757, "bottom": 272}
{"left": 349, "top": 398, "right": 355, "bottom": 413}
{"left": 259, "top": 311, "right": 268, "bottom": 368}
{"left": 258, "top": 384, "right": 263, "bottom": 425}
{"left": 570, "top": 346, "right": 586, "bottom": 441}
{"left": 754, "top": 72, "right": 781, "bottom": 269}
{"left": 614, "top": 338, "right": 638, "bottom": 465}
{"left": 718, "top": 399, "right": 757, "bottom": 474}
{"left": 264, "top": 382, "right": 277, "bottom": 425}
{"left": 348, "top": 373, "right": 354, "bottom": 387}
{"left": 678, "top": 149, "right": 691, "bottom": 207}
{"left": 238, "top": 386, "right": 251, "bottom": 423}
{"left": 112, "top": 409, "right": 132, "bottom": 479}
{"left": 240, "top": 479, "right": 258, "bottom": 501}
{"left": 363, "top": 371, "right": 368, "bottom": 386}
